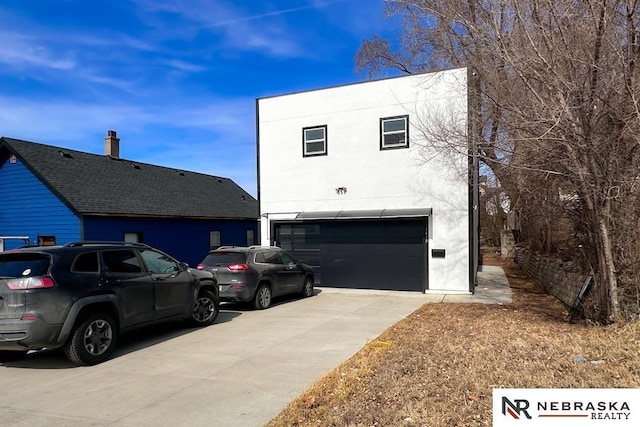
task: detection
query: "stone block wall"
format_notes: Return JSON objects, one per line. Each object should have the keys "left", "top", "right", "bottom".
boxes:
{"left": 500, "top": 229, "right": 516, "bottom": 258}
{"left": 514, "top": 248, "right": 588, "bottom": 307}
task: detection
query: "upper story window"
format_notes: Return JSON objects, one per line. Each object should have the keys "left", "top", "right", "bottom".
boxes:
{"left": 380, "top": 115, "right": 409, "bottom": 150}
{"left": 303, "top": 125, "right": 327, "bottom": 157}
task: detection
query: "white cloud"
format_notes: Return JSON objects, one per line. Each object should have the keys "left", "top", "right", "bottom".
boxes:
{"left": 163, "top": 59, "right": 207, "bottom": 73}
{"left": 0, "top": 94, "right": 254, "bottom": 142}
{"left": 131, "top": 0, "right": 311, "bottom": 58}
{"left": 0, "top": 32, "right": 76, "bottom": 70}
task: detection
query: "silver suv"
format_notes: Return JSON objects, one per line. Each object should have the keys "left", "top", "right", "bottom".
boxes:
{"left": 197, "top": 246, "right": 314, "bottom": 309}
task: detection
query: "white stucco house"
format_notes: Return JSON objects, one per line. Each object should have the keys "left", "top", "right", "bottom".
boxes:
{"left": 256, "top": 67, "right": 479, "bottom": 293}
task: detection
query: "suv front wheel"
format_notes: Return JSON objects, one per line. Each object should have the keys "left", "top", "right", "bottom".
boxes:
{"left": 187, "top": 290, "right": 219, "bottom": 327}
{"left": 301, "top": 276, "right": 314, "bottom": 298}
{"left": 65, "top": 312, "right": 117, "bottom": 366}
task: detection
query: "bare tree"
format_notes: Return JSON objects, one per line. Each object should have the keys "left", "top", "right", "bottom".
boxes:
{"left": 357, "top": 0, "right": 640, "bottom": 321}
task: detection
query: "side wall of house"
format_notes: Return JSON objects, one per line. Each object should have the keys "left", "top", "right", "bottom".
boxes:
{"left": 258, "top": 68, "right": 470, "bottom": 292}
{"left": 0, "top": 155, "right": 80, "bottom": 249}
{"left": 83, "top": 216, "right": 258, "bottom": 267}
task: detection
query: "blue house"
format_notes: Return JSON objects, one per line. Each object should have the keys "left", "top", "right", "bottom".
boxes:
{"left": 0, "top": 131, "right": 258, "bottom": 266}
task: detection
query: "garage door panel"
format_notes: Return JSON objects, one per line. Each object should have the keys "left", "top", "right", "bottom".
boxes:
{"left": 321, "top": 243, "right": 424, "bottom": 291}
{"left": 321, "top": 220, "right": 424, "bottom": 244}
{"left": 275, "top": 218, "right": 427, "bottom": 292}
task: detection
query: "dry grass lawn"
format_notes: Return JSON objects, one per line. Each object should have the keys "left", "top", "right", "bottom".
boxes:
{"left": 267, "top": 253, "right": 640, "bottom": 427}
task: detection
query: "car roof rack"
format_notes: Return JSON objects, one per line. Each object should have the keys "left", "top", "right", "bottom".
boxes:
{"left": 211, "top": 245, "right": 281, "bottom": 251}
{"left": 64, "top": 241, "right": 151, "bottom": 248}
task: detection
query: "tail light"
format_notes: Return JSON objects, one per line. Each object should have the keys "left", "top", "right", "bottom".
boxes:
{"left": 228, "top": 263, "right": 249, "bottom": 272}
{"left": 196, "top": 264, "right": 205, "bottom": 270}
{"left": 6, "top": 276, "right": 56, "bottom": 290}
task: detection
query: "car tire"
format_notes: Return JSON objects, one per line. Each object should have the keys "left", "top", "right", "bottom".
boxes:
{"left": 187, "top": 290, "right": 219, "bottom": 327}
{"left": 301, "top": 276, "right": 314, "bottom": 298}
{"left": 0, "top": 350, "right": 28, "bottom": 362}
{"left": 64, "top": 312, "right": 117, "bottom": 366}
{"left": 253, "top": 284, "right": 272, "bottom": 309}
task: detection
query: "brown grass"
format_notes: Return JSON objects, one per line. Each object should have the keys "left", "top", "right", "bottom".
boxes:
{"left": 267, "top": 252, "right": 640, "bottom": 427}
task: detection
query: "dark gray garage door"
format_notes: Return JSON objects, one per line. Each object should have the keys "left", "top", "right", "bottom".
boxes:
{"left": 274, "top": 219, "right": 427, "bottom": 292}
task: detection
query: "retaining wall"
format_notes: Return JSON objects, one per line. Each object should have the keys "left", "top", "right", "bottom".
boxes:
{"left": 514, "top": 248, "right": 588, "bottom": 307}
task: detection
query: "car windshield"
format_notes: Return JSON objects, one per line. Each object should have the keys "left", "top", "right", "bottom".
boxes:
{"left": 201, "top": 252, "right": 247, "bottom": 266}
{"left": 0, "top": 253, "right": 52, "bottom": 278}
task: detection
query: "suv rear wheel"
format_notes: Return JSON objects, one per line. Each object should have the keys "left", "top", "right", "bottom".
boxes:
{"left": 65, "top": 312, "right": 117, "bottom": 366}
{"left": 254, "top": 284, "right": 272, "bottom": 309}
{"left": 187, "top": 290, "right": 219, "bottom": 327}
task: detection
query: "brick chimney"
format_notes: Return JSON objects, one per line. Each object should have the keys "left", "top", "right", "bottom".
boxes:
{"left": 104, "top": 130, "right": 120, "bottom": 157}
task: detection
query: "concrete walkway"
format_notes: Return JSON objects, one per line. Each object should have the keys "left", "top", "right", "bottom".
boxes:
{"left": 0, "top": 265, "right": 511, "bottom": 427}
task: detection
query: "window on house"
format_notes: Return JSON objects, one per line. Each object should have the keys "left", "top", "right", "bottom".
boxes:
{"left": 247, "top": 229, "right": 255, "bottom": 246}
{"left": 210, "top": 231, "right": 221, "bottom": 250}
{"left": 124, "top": 232, "right": 143, "bottom": 243}
{"left": 303, "top": 125, "right": 327, "bottom": 157}
{"left": 380, "top": 115, "right": 409, "bottom": 150}
{"left": 37, "top": 236, "right": 56, "bottom": 246}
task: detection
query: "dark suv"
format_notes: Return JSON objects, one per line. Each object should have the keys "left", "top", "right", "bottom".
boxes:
{"left": 0, "top": 242, "right": 219, "bottom": 365}
{"left": 197, "top": 246, "right": 314, "bottom": 309}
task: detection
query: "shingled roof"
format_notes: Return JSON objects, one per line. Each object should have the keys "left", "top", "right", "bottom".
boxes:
{"left": 0, "top": 137, "right": 258, "bottom": 219}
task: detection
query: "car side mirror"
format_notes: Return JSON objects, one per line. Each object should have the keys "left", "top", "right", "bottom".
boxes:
{"left": 180, "top": 262, "right": 189, "bottom": 271}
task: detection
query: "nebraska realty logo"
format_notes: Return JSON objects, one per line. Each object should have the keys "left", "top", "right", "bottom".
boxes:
{"left": 493, "top": 389, "right": 639, "bottom": 426}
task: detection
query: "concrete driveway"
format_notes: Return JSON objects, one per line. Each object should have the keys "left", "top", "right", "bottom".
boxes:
{"left": 0, "top": 266, "right": 510, "bottom": 427}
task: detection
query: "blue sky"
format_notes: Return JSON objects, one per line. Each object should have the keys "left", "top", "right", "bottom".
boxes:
{"left": 0, "top": 0, "right": 402, "bottom": 196}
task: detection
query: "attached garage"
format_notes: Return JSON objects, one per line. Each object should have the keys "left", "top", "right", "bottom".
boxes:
{"left": 271, "top": 209, "right": 430, "bottom": 292}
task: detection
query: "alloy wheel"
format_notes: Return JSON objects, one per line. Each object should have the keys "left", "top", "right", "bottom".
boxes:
{"left": 83, "top": 319, "right": 113, "bottom": 356}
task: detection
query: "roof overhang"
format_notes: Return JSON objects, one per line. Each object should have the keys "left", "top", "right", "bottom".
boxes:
{"left": 294, "top": 208, "right": 432, "bottom": 221}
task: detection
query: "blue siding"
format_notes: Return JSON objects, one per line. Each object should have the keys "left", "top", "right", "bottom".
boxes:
{"left": 83, "top": 216, "right": 258, "bottom": 266}
{"left": 0, "top": 157, "right": 80, "bottom": 250}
